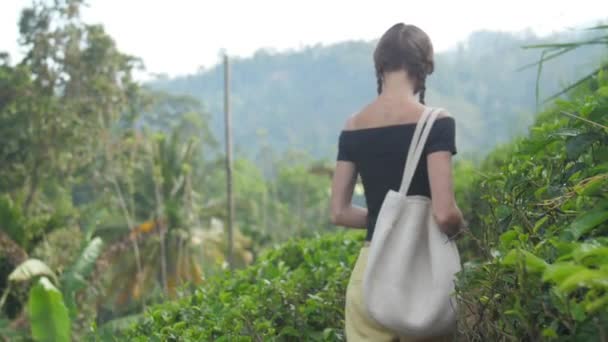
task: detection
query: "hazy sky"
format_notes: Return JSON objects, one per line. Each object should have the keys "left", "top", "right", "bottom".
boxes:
{"left": 1, "top": 0, "right": 606, "bottom": 78}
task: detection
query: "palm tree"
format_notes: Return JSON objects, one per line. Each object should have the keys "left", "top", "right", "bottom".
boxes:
{"left": 93, "top": 118, "right": 254, "bottom": 321}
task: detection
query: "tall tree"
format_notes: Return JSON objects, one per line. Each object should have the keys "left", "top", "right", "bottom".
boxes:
{"left": 0, "top": 0, "right": 140, "bottom": 213}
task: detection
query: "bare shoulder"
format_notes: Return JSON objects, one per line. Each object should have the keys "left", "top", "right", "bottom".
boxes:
{"left": 343, "top": 102, "right": 376, "bottom": 130}
{"left": 343, "top": 115, "right": 358, "bottom": 130}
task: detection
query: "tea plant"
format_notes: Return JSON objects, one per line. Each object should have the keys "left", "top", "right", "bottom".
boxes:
{"left": 124, "top": 232, "right": 364, "bottom": 341}
{"left": 455, "top": 67, "right": 608, "bottom": 341}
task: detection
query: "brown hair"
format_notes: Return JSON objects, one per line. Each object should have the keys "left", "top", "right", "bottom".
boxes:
{"left": 374, "top": 23, "right": 434, "bottom": 104}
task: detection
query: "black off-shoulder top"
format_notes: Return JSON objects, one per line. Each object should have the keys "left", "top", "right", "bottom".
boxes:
{"left": 337, "top": 116, "right": 457, "bottom": 241}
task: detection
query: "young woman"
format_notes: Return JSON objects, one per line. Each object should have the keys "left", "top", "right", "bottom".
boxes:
{"left": 330, "top": 23, "right": 465, "bottom": 341}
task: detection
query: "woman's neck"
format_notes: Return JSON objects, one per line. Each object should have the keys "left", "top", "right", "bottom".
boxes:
{"left": 380, "top": 71, "right": 417, "bottom": 102}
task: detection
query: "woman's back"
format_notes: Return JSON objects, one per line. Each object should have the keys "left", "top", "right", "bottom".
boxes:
{"left": 337, "top": 103, "right": 456, "bottom": 241}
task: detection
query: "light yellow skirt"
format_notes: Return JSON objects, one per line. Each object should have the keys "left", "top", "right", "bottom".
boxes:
{"left": 345, "top": 246, "right": 454, "bottom": 342}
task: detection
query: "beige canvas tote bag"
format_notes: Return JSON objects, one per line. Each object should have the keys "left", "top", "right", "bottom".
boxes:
{"left": 362, "top": 107, "right": 461, "bottom": 337}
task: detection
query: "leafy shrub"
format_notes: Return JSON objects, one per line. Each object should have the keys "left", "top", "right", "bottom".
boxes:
{"left": 455, "top": 67, "right": 608, "bottom": 341}
{"left": 124, "top": 231, "right": 364, "bottom": 341}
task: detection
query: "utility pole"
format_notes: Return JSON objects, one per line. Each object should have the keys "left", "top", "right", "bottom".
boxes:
{"left": 223, "top": 53, "right": 234, "bottom": 270}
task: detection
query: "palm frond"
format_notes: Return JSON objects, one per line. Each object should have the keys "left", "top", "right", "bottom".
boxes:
{"left": 8, "top": 259, "right": 58, "bottom": 284}
{"left": 517, "top": 46, "right": 578, "bottom": 71}
{"left": 523, "top": 38, "right": 608, "bottom": 49}
{"left": 535, "top": 49, "right": 548, "bottom": 109}
{"left": 543, "top": 66, "right": 606, "bottom": 103}
{"left": 521, "top": 29, "right": 608, "bottom": 103}
{"left": 585, "top": 24, "right": 608, "bottom": 31}
{"left": 60, "top": 237, "right": 104, "bottom": 317}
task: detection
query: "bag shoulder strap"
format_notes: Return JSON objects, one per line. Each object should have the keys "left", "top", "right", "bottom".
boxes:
{"left": 398, "top": 107, "right": 443, "bottom": 194}
{"left": 398, "top": 107, "right": 431, "bottom": 190}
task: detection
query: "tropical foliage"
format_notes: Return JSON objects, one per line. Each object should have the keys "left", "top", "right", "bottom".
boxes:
{"left": 123, "top": 232, "right": 364, "bottom": 341}
{"left": 1, "top": 1, "right": 607, "bottom": 341}
{"left": 454, "top": 61, "right": 608, "bottom": 341}
{"left": 0, "top": 2, "right": 335, "bottom": 340}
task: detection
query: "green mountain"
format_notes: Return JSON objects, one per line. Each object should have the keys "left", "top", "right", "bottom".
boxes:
{"left": 149, "top": 29, "right": 607, "bottom": 160}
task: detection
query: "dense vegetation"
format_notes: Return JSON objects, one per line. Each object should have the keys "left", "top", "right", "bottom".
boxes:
{"left": 454, "top": 63, "right": 608, "bottom": 340}
{"left": 151, "top": 30, "right": 607, "bottom": 159}
{"left": 1, "top": 1, "right": 606, "bottom": 341}
{"left": 122, "top": 232, "right": 364, "bottom": 341}
{"left": 0, "top": 1, "right": 332, "bottom": 340}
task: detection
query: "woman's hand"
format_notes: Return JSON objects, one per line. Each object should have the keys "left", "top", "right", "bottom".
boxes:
{"left": 427, "top": 150, "right": 467, "bottom": 240}
{"left": 443, "top": 219, "right": 468, "bottom": 241}
{"left": 330, "top": 161, "right": 368, "bottom": 229}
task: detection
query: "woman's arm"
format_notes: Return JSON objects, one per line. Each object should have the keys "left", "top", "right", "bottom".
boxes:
{"left": 330, "top": 161, "right": 367, "bottom": 228}
{"left": 427, "top": 151, "right": 465, "bottom": 237}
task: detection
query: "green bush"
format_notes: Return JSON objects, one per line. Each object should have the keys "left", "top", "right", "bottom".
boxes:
{"left": 455, "top": 68, "right": 608, "bottom": 341}
{"left": 123, "top": 231, "right": 364, "bottom": 341}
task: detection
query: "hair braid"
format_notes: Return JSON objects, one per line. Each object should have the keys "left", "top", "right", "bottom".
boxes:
{"left": 418, "top": 84, "right": 426, "bottom": 104}
{"left": 376, "top": 70, "right": 383, "bottom": 95}
{"left": 417, "top": 71, "right": 427, "bottom": 104}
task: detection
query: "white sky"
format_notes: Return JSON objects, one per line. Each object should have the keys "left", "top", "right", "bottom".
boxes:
{"left": 1, "top": 0, "right": 607, "bottom": 78}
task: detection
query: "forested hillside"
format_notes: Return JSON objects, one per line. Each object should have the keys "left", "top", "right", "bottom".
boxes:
{"left": 151, "top": 30, "right": 607, "bottom": 159}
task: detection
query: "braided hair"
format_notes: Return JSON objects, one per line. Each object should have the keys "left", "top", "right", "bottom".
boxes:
{"left": 373, "top": 23, "right": 434, "bottom": 104}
